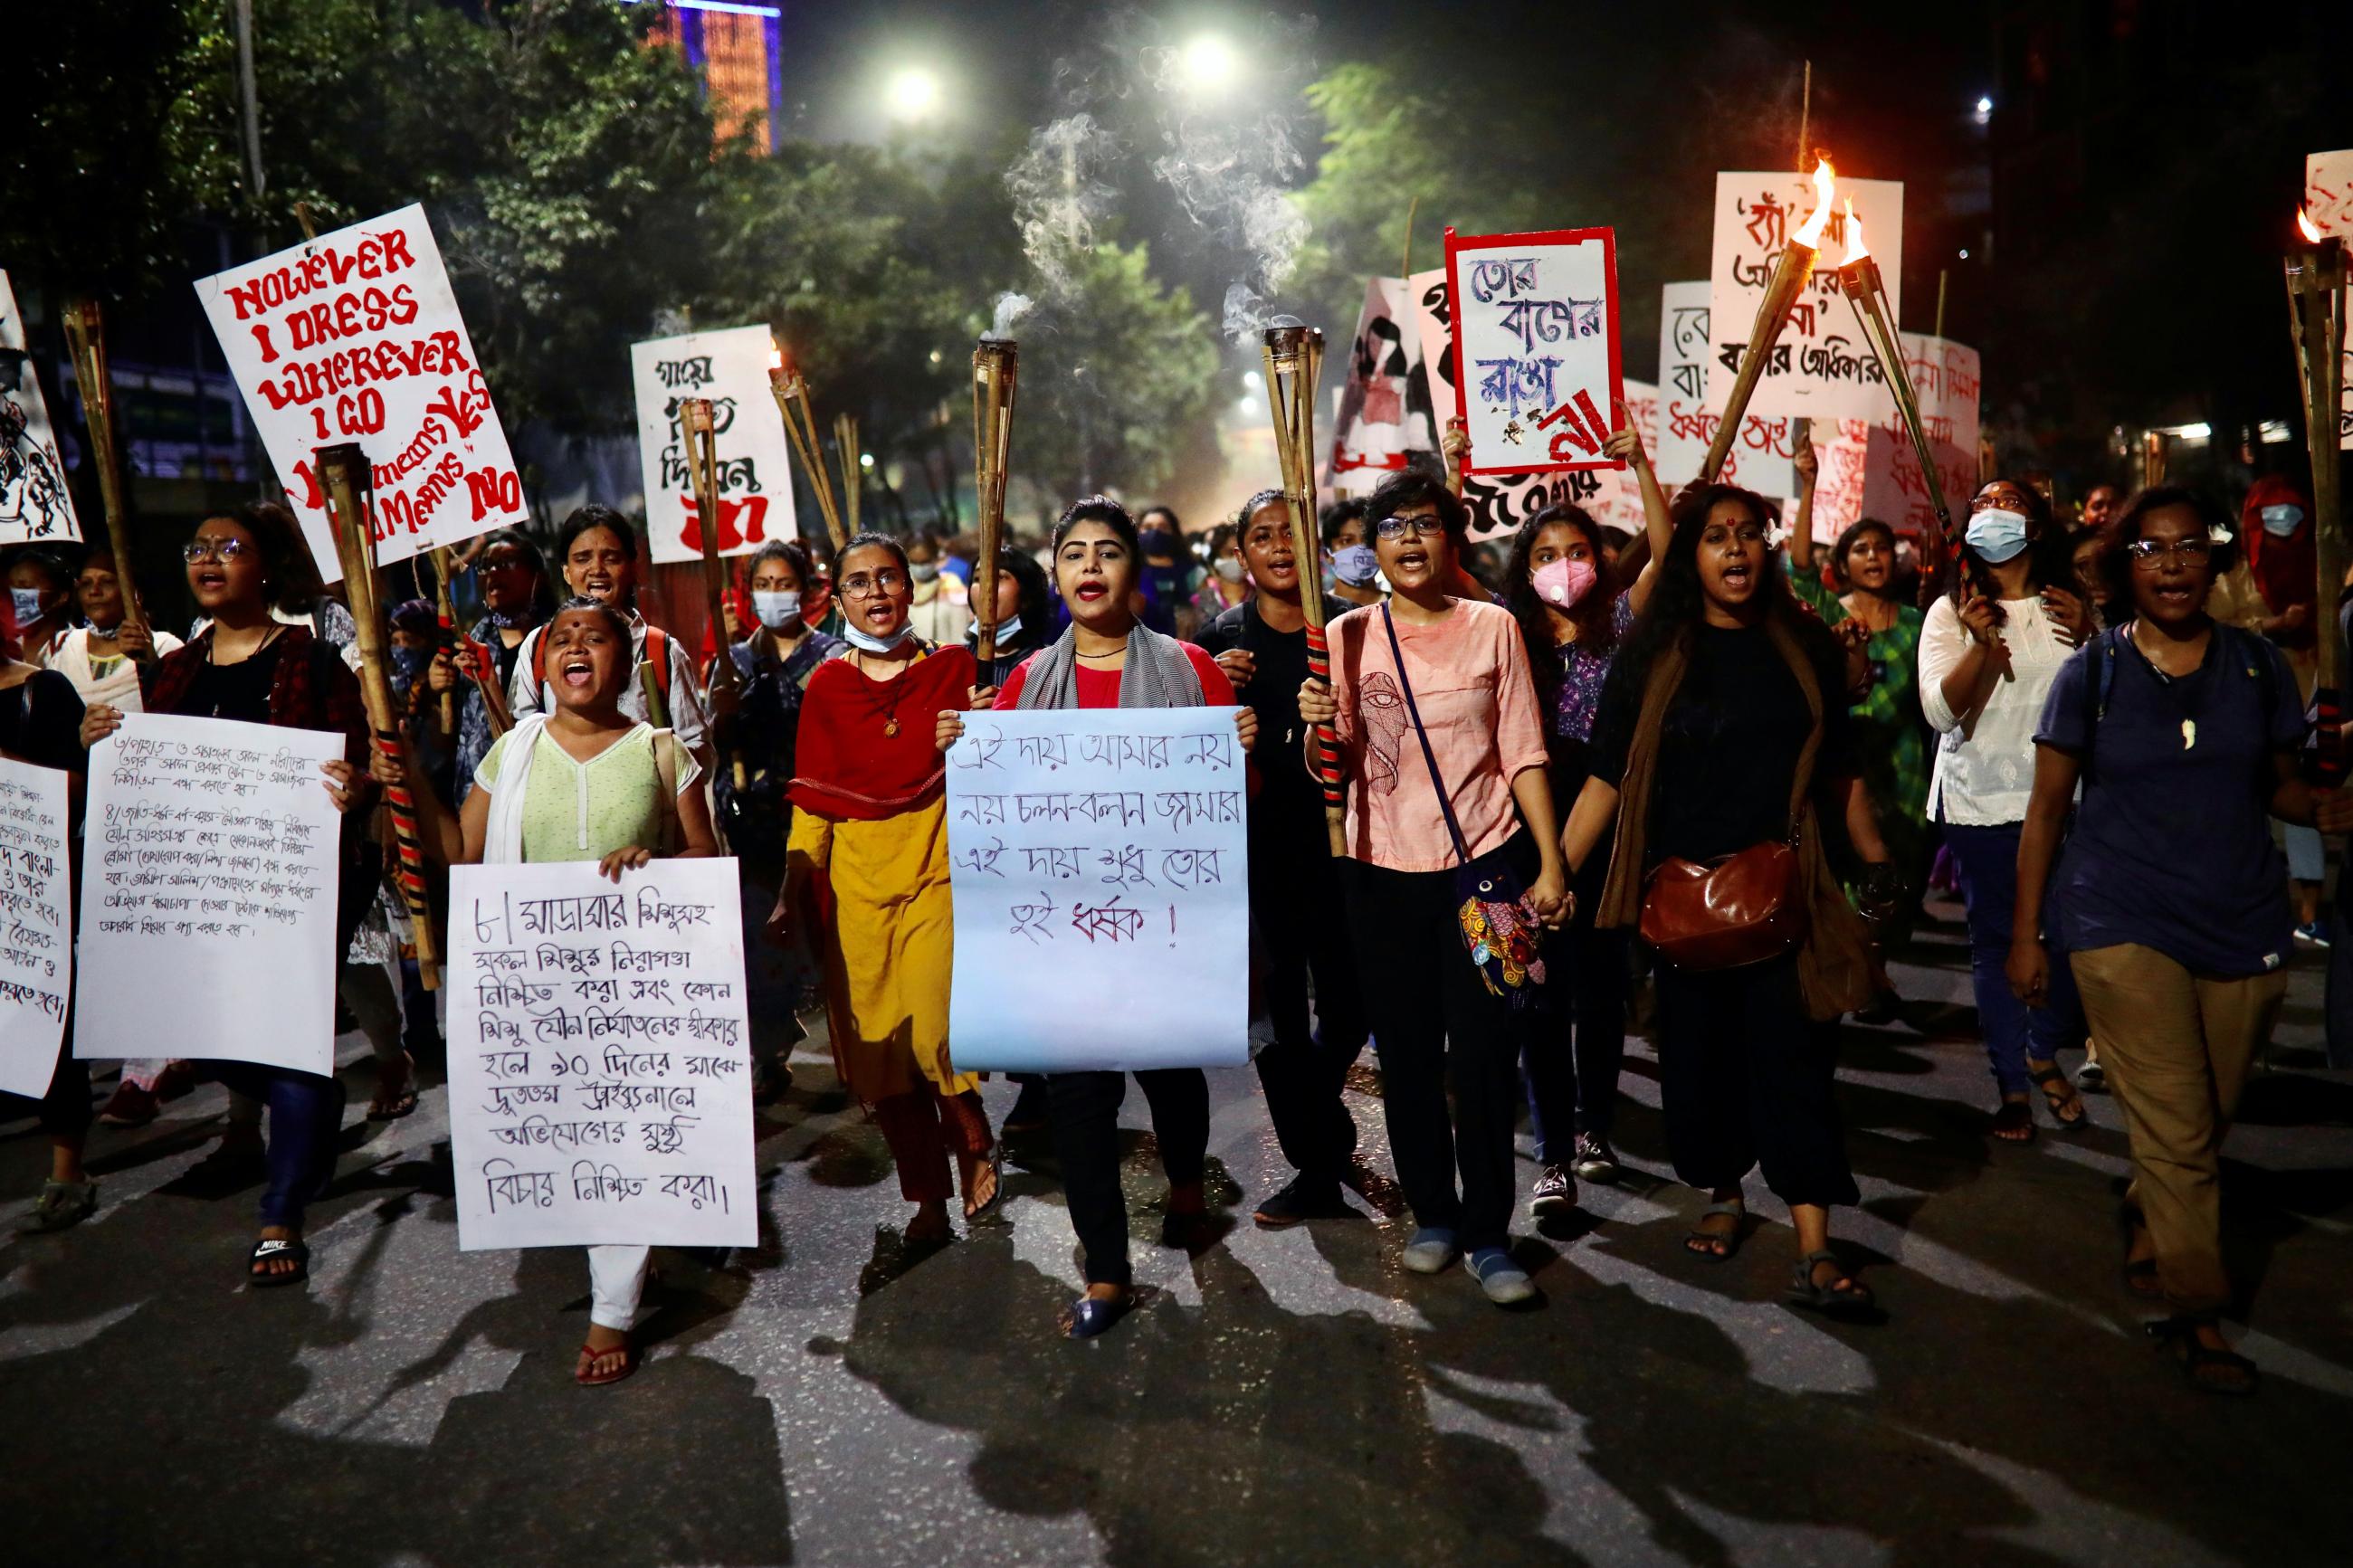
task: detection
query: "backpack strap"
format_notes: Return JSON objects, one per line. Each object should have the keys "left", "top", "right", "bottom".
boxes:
{"left": 651, "top": 727, "right": 681, "bottom": 854}
{"left": 639, "top": 627, "right": 672, "bottom": 729}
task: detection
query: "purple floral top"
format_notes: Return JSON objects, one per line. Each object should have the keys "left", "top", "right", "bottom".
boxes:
{"left": 1550, "top": 590, "right": 1637, "bottom": 742}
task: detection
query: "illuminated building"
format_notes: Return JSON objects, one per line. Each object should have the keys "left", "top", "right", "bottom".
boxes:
{"left": 635, "top": 0, "right": 785, "bottom": 154}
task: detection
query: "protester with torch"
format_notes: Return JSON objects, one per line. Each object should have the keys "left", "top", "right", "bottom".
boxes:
{"left": 427, "top": 529, "right": 548, "bottom": 805}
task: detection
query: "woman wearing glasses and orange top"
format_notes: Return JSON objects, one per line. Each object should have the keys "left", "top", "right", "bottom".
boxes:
{"left": 773, "top": 533, "right": 1002, "bottom": 1250}
{"left": 2011, "top": 487, "right": 2352, "bottom": 1395}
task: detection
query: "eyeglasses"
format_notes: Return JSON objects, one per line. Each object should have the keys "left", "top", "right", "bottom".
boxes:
{"left": 1374, "top": 514, "right": 1441, "bottom": 541}
{"left": 840, "top": 569, "right": 910, "bottom": 598}
{"left": 2125, "top": 537, "right": 2212, "bottom": 570}
{"left": 183, "top": 538, "right": 256, "bottom": 565}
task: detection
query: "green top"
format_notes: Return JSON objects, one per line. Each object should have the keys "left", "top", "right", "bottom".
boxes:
{"left": 1789, "top": 571, "right": 1929, "bottom": 847}
{"left": 475, "top": 723, "right": 700, "bottom": 863}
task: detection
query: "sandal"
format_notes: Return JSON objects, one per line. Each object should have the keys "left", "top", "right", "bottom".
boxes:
{"left": 247, "top": 1236, "right": 310, "bottom": 1288}
{"left": 367, "top": 1050, "right": 419, "bottom": 1121}
{"left": 1786, "top": 1249, "right": 1881, "bottom": 1320}
{"left": 1683, "top": 1200, "right": 1745, "bottom": 1261}
{"left": 2029, "top": 1065, "right": 2089, "bottom": 1130}
{"left": 1989, "top": 1099, "right": 2035, "bottom": 1144}
{"left": 575, "top": 1337, "right": 638, "bottom": 1386}
{"left": 2147, "top": 1316, "right": 2258, "bottom": 1396}
{"left": 961, "top": 1143, "right": 1005, "bottom": 1223}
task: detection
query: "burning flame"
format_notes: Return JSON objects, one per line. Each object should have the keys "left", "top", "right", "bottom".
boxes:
{"left": 1792, "top": 157, "right": 1836, "bottom": 249}
{"left": 767, "top": 340, "right": 785, "bottom": 373}
{"left": 2299, "top": 205, "right": 2324, "bottom": 244}
{"left": 1840, "top": 198, "right": 1869, "bottom": 265}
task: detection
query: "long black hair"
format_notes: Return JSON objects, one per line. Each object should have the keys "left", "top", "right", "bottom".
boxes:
{"left": 1503, "top": 503, "right": 1622, "bottom": 716}
{"left": 1610, "top": 484, "right": 1833, "bottom": 705}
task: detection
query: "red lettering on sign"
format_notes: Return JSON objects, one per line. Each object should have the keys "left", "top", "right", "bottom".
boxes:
{"left": 679, "top": 496, "right": 770, "bottom": 555}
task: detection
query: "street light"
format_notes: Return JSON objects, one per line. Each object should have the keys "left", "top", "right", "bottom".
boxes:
{"left": 886, "top": 67, "right": 941, "bottom": 122}
{"left": 1180, "top": 33, "right": 1237, "bottom": 94}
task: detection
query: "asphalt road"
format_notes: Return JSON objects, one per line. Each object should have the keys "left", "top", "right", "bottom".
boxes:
{"left": 4, "top": 899, "right": 2348, "bottom": 1567}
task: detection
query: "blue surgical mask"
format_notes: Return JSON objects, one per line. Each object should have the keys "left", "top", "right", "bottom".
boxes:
{"left": 992, "top": 613, "right": 1024, "bottom": 642}
{"left": 10, "top": 588, "right": 45, "bottom": 626}
{"left": 843, "top": 621, "right": 913, "bottom": 655}
{"left": 1965, "top": 508, "right": 2031, "bottom": 565}
{"left": 1331, "top": 544, "right": 1380, "bottom": 585}
{"left": 909, "top": 560, "right": 940, "bottom": 584}
{"left": 752, "top": 589, "right": 802, "bottom": 630}
{"left": 2260, "top": 504, "right": 2305, "bottom": 538}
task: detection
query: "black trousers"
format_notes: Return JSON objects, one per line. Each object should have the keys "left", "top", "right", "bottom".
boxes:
{"left": 1519, "top": 848, "right": 1629, "bottom": 1156}
{"left": 1250, "top": 825, "right": 1367, "bottom": 1181}
{"left": 1340, "top": 837, "right": 1531, "bottom": 1253}
{"left": 1653, "top": 956, "right": 1859, "bottom": 1208}
{"left": 1047, "top": 1068, "right": 1210, "bottom": 1287}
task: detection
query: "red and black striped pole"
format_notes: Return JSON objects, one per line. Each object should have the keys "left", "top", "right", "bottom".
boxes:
{"left": 1262, "top": 322, "right": 1346, "bottom": 857}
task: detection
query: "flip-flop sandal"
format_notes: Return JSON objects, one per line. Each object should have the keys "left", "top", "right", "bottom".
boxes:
{"left": 1990, "top": 1100, "right": 2035, "bottom": 1143}
{"left": 2029, "top": 1066, "right": 2089, "bottom": 1130}
{"left": 962, "top": 1145, "right": 1006, "bottom": 1223}
{"left": 576, "top": 1339, "right": 638, "bottom": 1387}
{"left": 1683, "top": 1201, "right": 1745, "bottom": 1261}
{"left": 247, "top": 1236, "right": 310, "bottom": 1288}
{"left": 1787, "top": 1249, "right": 1881, "bottom": 1321}
{"left": 367, "top": 1051, "right": 419, "bottom": 1121}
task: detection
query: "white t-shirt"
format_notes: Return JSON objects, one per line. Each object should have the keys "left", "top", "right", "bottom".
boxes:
{"left": 1918, "top": 594, "right": 2077, "bottom": 826}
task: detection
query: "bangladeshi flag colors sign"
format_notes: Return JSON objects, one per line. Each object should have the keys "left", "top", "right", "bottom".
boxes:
{"left": 628, "top": 326, "right": 799, "bottom": 566}
{"left": 1443, "top": 226, "right": 1624, "bottom": 477}
{"left": 194, "top": 204, "right": 527, "bottom": 580}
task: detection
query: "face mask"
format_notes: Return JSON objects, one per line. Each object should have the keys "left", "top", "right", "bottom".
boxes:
{"left": 991, "top": 613, "right": 1024, "bottom": 642}
{"left": 1331, "top": 544, "right": 1380, "bottom": 585}
{"left": 10, "top": 588, "right": 45, "bottom": 626}
{"left": 909, "top": 561, "right": 940, "bottom": 584}
{"left": 1965, "top": 508, "right": 2031, "bottom": 564}
{"left": 2260, "top": 504, "right": 2305, "bottom": 537}
{"left": 843, "top": 621, "right": 913, "bottom": 655}
{"left": 391, "top": 644, "right": 432, "bottom": 681}
{"left": 752, "top": 589, "right": 802, "bottom": 630}
{"left": 1214, "top": 557, "right": 1245, "bottom": 584}
{"left": 1532, "top": 556, "right": 1597, "bottom": 609}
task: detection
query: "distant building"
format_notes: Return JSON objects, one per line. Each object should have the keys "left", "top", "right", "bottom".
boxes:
{"left": 637, "top": 0, "right": 786, "bottom": 154}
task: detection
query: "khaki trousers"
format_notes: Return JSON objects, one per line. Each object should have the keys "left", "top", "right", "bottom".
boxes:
{"left": 2068, "top": 943, "right": 2285, "bottom": 1317}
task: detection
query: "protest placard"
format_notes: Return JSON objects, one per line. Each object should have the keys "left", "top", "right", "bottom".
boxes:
{"left": 630, "top": 326, "right": 800, "bottom": 565}
{"left": 1443, "top": 227, "right": 1623, "bottom": 477}
{"left": 944, "top": 707, "right": 1250, "bottom": 1073}
{"left": 75, "top": 714, "right": 341, "bottom": 1074}
{"left": 1329, "top": 276, "right": 1442, "bottom": 497}
{"left": 1806, "top": 334, "right": 1982, "bottom": 543}
{"left": 1709, "top": 172, "right": 1903, "bottom": 421}
{"left": 194, "top": 203, "right": 527, "bottom": 580}
{"left": 445, "top": 858, "right": 756, "bottom": 1251}
{"left": 1655, "top": 280, "right": 1798, "bottom": 498}
{"left": 0, "top": 757, "right": 72, "bottom": 1099}
{"left": 2304, "top": 148, "right": 2353, "bottom": 449}
{"left": 0, "top": 272, "right": 81, "bottom": 546}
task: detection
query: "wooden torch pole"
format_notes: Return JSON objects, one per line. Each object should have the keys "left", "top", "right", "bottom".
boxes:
{"left": 970, "top": 338, "right": 1019, "bottom": 671}
{"left": 316, "top": 443, "right": 440, "bottom": 989}
{"left": 680, "top": 398, "right": 748, "bottom": 794}
{"left": 58, "top": 300, "right": 150, "bottom": 655}
{"left": 1262, "top": 322, "right": 1345, "bottom": 857}
{"left": 834, "top": 413, "right": 862, "bottom": 538}
{"left": 2287, "top": 233, "right": 2348, "bottom": 783}
{"left": 767, "top": 350, "right": 848, "bottom": 552}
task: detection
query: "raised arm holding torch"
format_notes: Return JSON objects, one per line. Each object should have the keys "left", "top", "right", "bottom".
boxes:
{"left": 681, "top": 397, "right": 748, "bottom": 794}
{"left": 971, "top": 336, "right": 1019, "bottom": 670}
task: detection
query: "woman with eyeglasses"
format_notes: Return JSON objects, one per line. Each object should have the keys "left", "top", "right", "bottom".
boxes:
{"left": 2010, "top": 487, "right": 2349, "bottom": 1394}
{"left": 1297, "top": 470, "right": 1568, "bottom": 1308}
{"left": 939, "top": 497, "right": 1256, "bottom": 1336}
{"left": 78, "top": 504, "right": 379, "bottom": 1288}
{"left": 774, "top": 533, "right": 1002, "bottom": 1250}
{"left": 1560, "top": 484, "right": 1893, "bottom": 1316}
{"left": 1919, "top": 478, "right": 2097, "bottom": 1145}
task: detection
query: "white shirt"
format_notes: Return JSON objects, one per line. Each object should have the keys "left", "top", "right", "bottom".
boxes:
{"left": 507, "top": 615, "right": 712, "bottom": 766}
{"left": 1918, "top": 594, "right": 2077, "bottom": 826}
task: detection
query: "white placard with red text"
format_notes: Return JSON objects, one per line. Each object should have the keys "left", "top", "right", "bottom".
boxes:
{"left": 1809, "top": 334, "right": 1981, "bottom": 545}
{"left": 1655, "top": 280, "right": 1797, "bottom": 498}
{"left": 629, "top": 326, "right": 799, "bottom": 565}
{"left": 0, "top": 271, "right": 81, "bottom": 546}
{"left": 2304, "top": 149, "right": 2353, "bottom": 450}
{"left": 195, "top": 204, "right": 527, "bottom": 581}
{"left": 1443, "top": 227, "right": 1623, "bottom": 476}
{"left": 1708, "top": 172, "right": 1903, "bottom": 421}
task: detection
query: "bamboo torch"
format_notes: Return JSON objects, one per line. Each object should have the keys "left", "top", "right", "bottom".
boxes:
{"left": 58, "top": 299, "right": 150, "bottom": 653}
{"left": 971, "top": 337, "right": 1019, "bottom": 670}
{"left": 767, "top": 345, "right": 848, "bottom": 552}
{"left": 1703, "top": 158, "right": 1839, "bottom": 482}
{"left": 1262, "top": 320, "right": 1346, "bottom": 858}
{"left": 316, "top": 443, "right": 440, "bottom": 989}
{"left": 680, "top": 398, "right": 748, "bottom": 793}
{"left": 427, "top": 546, "right": 460, "bottom": 734}
{"left": 2288, "top": 206, "right": 2348, "bottom": 786}
{"left": 834, "top": 413, "right": 863, "bottom": 537}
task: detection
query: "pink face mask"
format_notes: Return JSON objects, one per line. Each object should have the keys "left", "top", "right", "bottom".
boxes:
{"left": 1532, "top": 556, "right": 1596, "bottom": 609}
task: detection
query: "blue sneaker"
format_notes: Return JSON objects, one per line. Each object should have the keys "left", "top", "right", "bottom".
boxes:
{"left": 1465, "top": 1246, "right": 1537, "bottom": 1306}
{"left": 1400, "top": 1226, "right": 1458, "bottom": 1274}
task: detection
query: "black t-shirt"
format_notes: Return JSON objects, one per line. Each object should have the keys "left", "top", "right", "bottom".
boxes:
{"left": 1588, "top": 619, "right": 1853, "bottom": 865}
{"left": 184, "top": 636, "right": 294, "bottom": 724}
{"left": 1198, "top": 598, "right": 1316, "bottom": 826}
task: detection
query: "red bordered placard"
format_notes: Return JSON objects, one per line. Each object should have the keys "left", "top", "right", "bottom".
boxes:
{"left": 1443, "top": 224, "right": 1624, "bottom": 478}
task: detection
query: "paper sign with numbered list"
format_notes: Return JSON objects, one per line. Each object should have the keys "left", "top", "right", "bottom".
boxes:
{"left": 446, "top": 858, "right": 756, "bottom": 1250}
{"left": 945, "top": 708, "right": 1251, "bottom": 1073}
{"left": 2303, "top": 149, "right": 2353, "bottom": 449}
{"left": 1655, "top": 280, "right": 1797, "bottom": 499}
{"left": 0, "top": 271, "right": 81, "bottom": 546}
{"left": 1443, "top": 227, "right": 1624, "bottom": 476}
{"left": 75, "top": 714, "right": 341, "bottom": 1075}
{"left": 194, "top": 203, "right": 528, "bottom": 581}
{"left": 630, "top": 325, "right": 800, "bottom": 566}
{"left": 1708, "top": 172, "right": 1904, "bottom": 422}
{"left": 0, "top": 757, "right": 73, "bottom": 1099}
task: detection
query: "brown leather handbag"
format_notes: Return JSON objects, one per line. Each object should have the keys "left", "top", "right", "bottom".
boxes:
{"left": 1638, "top": 834, "right": 1809, "bottom": 969}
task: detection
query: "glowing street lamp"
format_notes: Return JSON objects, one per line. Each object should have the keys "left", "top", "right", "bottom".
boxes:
{"left": 1180, "top": 33, "right": 1237, "bottom": 93}
{"left": 885, "top": 67, "right": 941, "bottom": 122}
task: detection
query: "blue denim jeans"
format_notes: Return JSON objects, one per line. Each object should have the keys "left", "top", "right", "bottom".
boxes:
{"left": 1944, "top": 820, "right": 2083, "bottom": 1097}
{"left": 211, "top": 1062, "right": 348, "bottom": 1228}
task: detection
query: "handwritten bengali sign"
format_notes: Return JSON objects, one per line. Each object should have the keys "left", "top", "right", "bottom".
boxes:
{"left": 74, "top": 714, "right": 341, "bottom": 1074}
{"left": 2304, "top": 149, "right": 2353, "bottom": 449}
{"left": 629, "top": 325, "right": 800, "bottom": 566}
{"left": 0, "top": 271, "right": 81, "bottom": 546}
{"left": 446, "top": 859, "right": 755, "bottom": 1250}
{"left": 1443, "top": 226, "right": 1623, "bottom": 477}
{"left": 1329, "top": 276, "right": 1442, "bottom": 497}
{"left": 0, "top": 758, "right": 72, "bottom": 1099}
{"left": 944, "top": 708, "right": 1250, "bottom": 1072}
{"left": 1807, "top": 333, "right": 1982, "bottom": 544}
{"left": 195, "top": 203, "right": 527, "bottom": 581}
{"left": 1708, "top": 172, "right": 1904, "bottom": 422}
{"left": 1655, "top": 280, "right": 1798, "bottom": 499}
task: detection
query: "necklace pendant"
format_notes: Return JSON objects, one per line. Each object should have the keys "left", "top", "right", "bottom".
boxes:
{"left": 884, "top": 718, "right": 900, "bottom": 737}
{"left": 2181, "top": 718, "right": 2196, "bottom": 751}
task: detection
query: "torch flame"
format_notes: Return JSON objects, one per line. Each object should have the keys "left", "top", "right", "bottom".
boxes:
{"left": 2298, "top": 205, "right": 2324, "bottom": 244}
{"left": 1792, "top": 157, "right": 1836, "bottom": 250}
{"left": 1840, "top": 198, "right": 1869, "bottom": 265}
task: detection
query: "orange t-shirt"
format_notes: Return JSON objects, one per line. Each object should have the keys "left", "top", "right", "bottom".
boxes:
{"left": 1327, "top": 597, "right": 1549, "bottom": 873}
